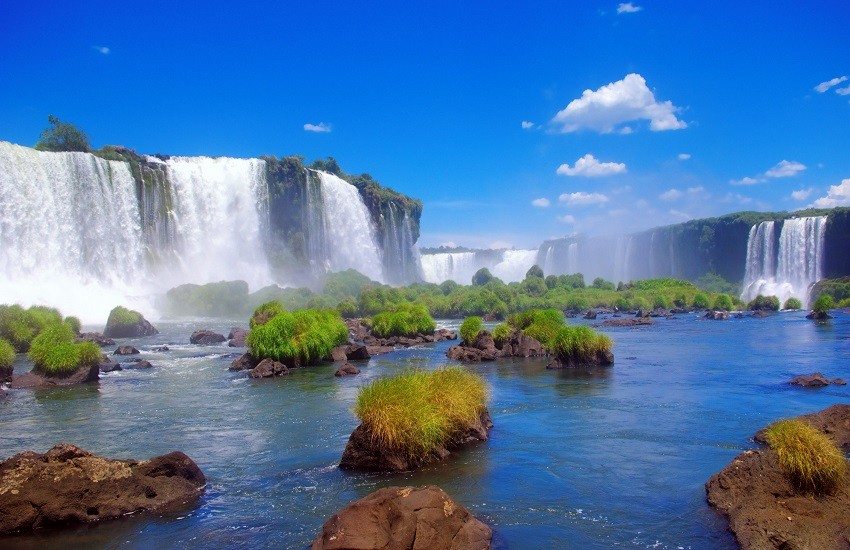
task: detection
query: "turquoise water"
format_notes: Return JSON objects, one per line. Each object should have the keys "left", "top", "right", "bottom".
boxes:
{"left": 1, "top": 312, "right": 848, "bottom": 549}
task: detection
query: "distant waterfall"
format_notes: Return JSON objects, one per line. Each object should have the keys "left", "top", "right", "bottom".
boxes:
{"left": 741, "top": 216, "right": 826, "bottom": 307}
{"left": 381, "top": 203, "right": 422, "bottom": 284}
{"left": 492, "top": 250, "right": 538, "bottom": 282}
{"left": 420, "top": 252, "right": 479, "bottom": 284}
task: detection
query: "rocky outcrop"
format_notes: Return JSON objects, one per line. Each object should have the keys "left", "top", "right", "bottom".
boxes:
{"left": 77, "top": 332, "right": 115, "bottom": 347}
{"left": 327, "top": 344, "right": 371, "bottom": 362}
{"left": 229, "top": 353, "right": 257, "bottom": 371}
{"left": 789, "top": 373, "right": 847, "bottom": 387}
{"left": 807, "top": 311, "right": 833, "bottom": 320}
{"left": 227, "top": 327, "right": 248, "bottom": 347}
{"left": 10, "top": 364, "right": 99, "bottom": 389}
{"left": 0, "top": 364, "right": 11, "bottom": 384}
{"left": 704, "top": 310, "right": 730, "bottom": 320}
{"left": 248, "top": 358, "right": 289, "bottom": 378}
{"left": 706, "top": 404, "right": 850, "bottom": 549}
{"left": 98, "top": 354, "right": 121, "bottom": 373}
{"left": 447, "top": 329, "right": 548, "bottom": 363}
{"left": 0, "top": 444, "right": 205, "bottom": 535}
{"left": 312, "top": 486, "right": 492, "bottom": 550}
{"left": 113, "top": 345, "right": 139, "bottom": 356}
{"left": 546, "top": 350, "right": 614, "bottom": 369}
{"left": 346, "top": 319, "right": 457, "bottom": 351}
{"left": 596, "top": 317, "right": 653, "bottom": 328}
{"left": 124, "top": 359, "right": 153, "bottom": 369}
{"left": 334, "top": 363, "right": 360, "bottom": 376}
{"left": 103, "top": 309, "right": 158, "bottom": 339}
{"left": 189, "top": 330, "right": 226, "bottom": 345}
{"left": 340, "top": 409, "right": 493, "bottom": 472}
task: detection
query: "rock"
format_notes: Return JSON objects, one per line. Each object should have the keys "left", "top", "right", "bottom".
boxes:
{"left": 0, "top": 363, "right": 11, "bottom": 384}
{"left": 10, "top": 364, "right": 99, "bottom": 389}
{"left": 832, "top": 378, "right": 847, "bottom": 385}
{"left": 229, "top": 353, "right": 257, "bottom": 371}
{"left": 504, "top": 330, "right": 546, "bottom": 357}
{"left": 345, "top": 319, "right": 371, "bottom": 342}
{"left": 227, "top": 327, "right": 248, "bottom": 347}
{"left": 77, "top": 332, "right": 115, "bottom": 347}
{"left": 334, "top": 363, "right": 360, "bottom": 377}
{"left": 635, "top": 309, "right": 651, "bottom": 318}
{"left": 583, "top": 310, "right": 597, "bottom": 320}
{"left": 0, "top": 444, "right": 205, "bottom": 535}
{"left": 0, "top": 387, "right": 5, "bottom": 398}
{"left": 328, "top": 346, "right": 348, "bottom": 362}
{"left": 125, "top": 359, "right": 153, "bottom": 369}
{"left": 113, "top": 345, "right": 139, "bottom": 356}
{"left": 248, "top": 358, "right": 289, "bottom": 378}
{"left": 597, "top": 317, "right": 653, "bottom": 328}
{"left": 706, "top": 404, "right": 850, "bottom": 549}
{"left": 152, "top": 346, "right": 169, "bottom": 352}
{"left": 103, "top": 309, "right": 158, "bottom": 339}
{"left": 98, "top": 354, "right": 122, "bottom": 373}
{"left": 434, "top": 328, "right": 458, "bottom": 342}
{"left": 704, "top": 310, "right": 729, "bottom": 320}
{"left": 366, "top": 345, "right": 395, "bottom": 356}
{"left": 189, "top": 330, "right": 226, "bottom": 345}
{"left": 789, "top": 372, "right": 830, "bottom": 387}
{"left": 749, "top": 310, "right": 772, "bottom": 318}
{"left": 446, "top": 345, "right": 497, "bottom": 362}
{"left": 345, "top": 344, "right": 370, "bottom": 361}
{"left": 546, "top": 349, "right": 614, "bottom": 369}
{"left": 806, "top": 311, "right": 833, "bottom": 320}
{"left": 311, "top": 485, "right": 492, "bottom": 550}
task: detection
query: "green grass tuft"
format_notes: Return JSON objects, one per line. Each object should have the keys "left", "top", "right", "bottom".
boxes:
{"left": 27, "top": 323, "right": 100, "bottom": 374}
{"left": 249, "top": 300, "right": 287, "bottom": 328}
{"left": 0, "top": 338, "right": 15, "bottom": 370}
{"left": 492, "top": 323, "right": 512, "bottom": 346}
{"left": 459, "top": 316, "right": 483, "bottom": 345}
{"left": 353, "top": 367, "right": 487, "bottom": 460}
{"left": 507, "top": 308, "right": 565, "bottom": 346}
{"left": 763, "top": 419, "right": 848, "bottom": 494}
{"left": 782, "top": 297, "right": 802, "bottom": 310}
{"left": 550, "top": 325, "right": 612, "bottom": 362}
{"left": 246, "top": 309, "right": 348, "bottom": 366}
{"left": 370, "top": 303, "right": 436, "bottom": 338}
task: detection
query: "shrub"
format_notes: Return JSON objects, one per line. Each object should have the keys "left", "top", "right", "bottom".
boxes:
{"left": 492, "top": 323, "right": 512, "bottom": 346}
{"left": 747, "top": 294, "right": 780, "bottom": 311}
{"left": 507, "top": 308, "right": 565, "bottom": 346}
{"left": 692, "top": 293, "right": 710, "bottom": 309}
{"left": 459, "top": 316, "right": 483, "bottom": 345}
{"left": 713, "top": 294, "right": 733, "bottom": 311}
{"left": 592, "top": 277, "right": 615, "bottom": 291}
{"left": 336, "top": 297, "right": 358, "bottom": 318}
{"left": 246, "top": 309, "right": 348, "bottom": 366}
{"left": 353, "top": 367, "right": 487, "bottom": 460}
{"left": 550, "top": 325, "right": 612, "bottom": 364}
{"left": 0, "top": 338, "right": 15, "bottom": 370}
{"left": 631, "top": 297, "right": 650, "bottom": 311}
{"left": 104, "top": 306, "right": 144, "bottom": 335}
{"left": 27, "top": 323, "right": 100, "bottom": 374}
{"left": 763, "top": 419, "right": 847, "bottom": 494}
{"left": 471, "top": 268, "right": 493, "bottom": 286}
{"left": 63, "top": 316, "right": 82, "bottom": 335}
{"left": 34, "top": 115, "right": 91, "bottom": 152}
{"left": 371, "top": 303, "right": 436, "bottom": 338}
{"left": 652, "top": 295, "right": 669, "bottom": 310}
{"left": 782, "top": 297, "right": 802, "bottom": 310}
{"left": 0, "top": 304, "right": 66, "bottom": 352}
{"left": 614, "top": 297, "right": 630, "bottom": 311}
{"left": 564, "top": 295, "right": 590, "bottom": 313}
{"left": 812, "top": 294, "right": 835, "bottom": 314}
{"left": 525, "top": 265, "right": 544, "bottom": 279}
{"left": 250, "top": 301, "right": 286, "bottom": 328}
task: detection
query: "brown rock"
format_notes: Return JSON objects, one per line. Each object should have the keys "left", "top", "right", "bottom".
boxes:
{"left": 1, "top": 363, "right": 11, "bottom": 384}
{"left": 312, "top": 485, "right": 492, "bottom": 550}
{"left": 229, "top": 353, "right": 257, "bottom": 371}
{"left": 334, "top": 363, "right": 360, "bottom": 377}
{"left": 10, "top": 364, "right": 99, "bottom": 389}
{"left": 597, "top": 317, "right": 653, "bottom": 328}
{"left": 434, "top": 329, "right": 458, "bottom": 342}
{"left": 546, "top": 350, "right": 614, "bottom": 369}
{"left": 248, "top": 358, "right": 289, "bottom": 378}
{"left": 0, "top": 444, "right": 205, "bottom": 534}
{"left": 328, "top": 346, "right": 348, "bottom": 362}
{"left": 366, "top": 345, "right": 395, "bottom": 356}
{"left": 789, "top": 372, "right": 830, "bottom": 387}
{"left": 189, "top": 330, "right": 226, "bottom": 345}
{"left": 227, "top": 327, "right": 248, "bottom": 347}
{"left": 113, "top": 345, "right": 139, "bottom": 356}
{"left": 77, "top": 332, "right": 115, "bottom": 347}
{"left": 345, "top": 344, "right": 370, "bottom": 361}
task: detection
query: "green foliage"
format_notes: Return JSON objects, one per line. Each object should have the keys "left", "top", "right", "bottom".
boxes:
{"left": 246, "top": 309, "right": 347, "bottom": 366}
{"left": 371, "top": 303, "right": 436, "bottom": 338}
{"left": 564, "top": 295, "right": 591, "bottom": 313}
{"left": 631, "top": 296, "right": 650, "bottom": 311}
{"left": 323, "top": 269, "right": 377, "bottom": 301}
{"left": 353, "top": 367, "right": 487, "bottom": 460}
{"left": 0, "top": 304, "right": 65, "bottom": 352}
{"left": 810, "top": 277, "right": 850, "bottom": 305}
{"left": 550, "top": 325, "right": 612, "bottom": 363}
{"left": 747, "top": 294, "right": 780, "bottom": 311}
{"left": 492, "top": 323, "right": 512, "bottom": 346}
{"left": 521, "top": 276, "right": 547, "bottom": 297}
{"left": 164, "top": 280, "right": 250, "bottom": 317}
{"left": 336, "top": 297, "right": 358, "bottom": 318}
{"left": 27, "top": 323, "right": 100, "bottom": 374}
{"left": 250, "top": 301, "right": 287, "bottom": 329}
{"left": 592, "top": 277, "right": 616, "bottom": 291}
{"left": 713, "top": 294, "right": 733, "bottom": 311}
{"left": 106, "top": 306, "right": 142, "bottom": 329}
{"left": 813, "top": 294, "right": 835, "bottom": 314}
{"left": 525, "top": 265, "right": 544, "bottom": 279}
{"left": 763, "top": 419, "right": 847, "bottom": 494}
{"left": 692, "top": 293, "right": 710, "bottom": 309}
{"left": 63, "top": 316, "right": 82, "bottom": 335}
{"left": 614, "top": 297, "right": 630, "bottom": 311}
{"left": 694, "top": 272, "right": 739, "bottom": 295}
{"left": 652, "top": 295, "right": 669, "bottom": 310}
{"left": 0, "top": 338, "right": 15, "bottom": 370}
{"left": 459, "top": 316, "right": 483, "bottom": 345}
{"left": 472, "top": 268, "right": 493, "bottom": 286}
{"left": 439, "top": 280, "right": 458, "bottom": 295}
{"left": 34, "top": 115, "right": 91, "bottom": 152}
{"left": 507, "top": 308, "right": 565, "bottom": 346}
{"left": 782, "top": 297, "right": 802, "bottom": 310}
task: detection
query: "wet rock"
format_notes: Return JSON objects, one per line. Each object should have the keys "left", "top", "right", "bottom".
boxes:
{"left": 229, "top": 353, "right": 257, "bottom": 371}
{"left": 635, "top": 309, "right": 651, "bottom": 318}
{"left": 789, "top": 372, "right": 830, "bottom": 387}
{"left": 227, "top": 327, "right": 248, "bottom": 347}
{"left": 807, "top": 311, "right": 833, "bottom": 320}
{"left": 312, "top": 485, "right": 492, "bottom": 550}
{"left": 583, "top": 310, "right": 597, "bottom": 320}
{"left": 345, "top": 319, "right": 371, "bottom": 342}
{"left": 152, "top": 346, "right": 169, "bottom": 352}
{"left": 0, "top": 363, "right": 11, "bottom": 384}
{"left": 125, "top": 359, "right": 153, "bottom": 369}
{"left": 189, "top": 330, "right": 226, "bottom": 345}
{"left": 98, "top": 354, "right": 122, "bottom": 373}
{"left": 749, "top": 310, "right": 772, "bottom": 318}
{"left": 546, "top": 349, "right": 614, "bottom": 369}
{"left": 10, "top": 364, "right": 99, "bottom": 389}
{"left": 345, "top": 344, "right": 370, "bottom": 361}
{"left": 0, "top": 444, "right": 205, "bottom": 535}
{"left": 434, "top": 328, "right": 458, "bottom": 342}
{"left": 103, "top": 310, "right": 158, "bottom": 339}
{"left": 596, "top": 317, "right": 653, "bottom": 328}
{"left": 113, "top": 345, "right": 139, "bottom": 356}
{"left": 327, "top": 346, "right": 348, "bottom": 362}
{"left": 334, "top": 363, "right": 360, "bottom": 377}
{"left": 248, "top": 358, "right": 289, "bottom": 378}
{"left": 366, "top": 345, "right": 394, "bottom": 356}
{"left": 77, "top": 332, "right": 115, "bottom": 347}
{"left": 704, "top": 310, "right": 729, "bottom": 320}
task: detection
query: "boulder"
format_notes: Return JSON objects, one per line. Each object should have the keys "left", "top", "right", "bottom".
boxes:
{"left": 749, "top": 310, "right": 772, "bottom": 318}
{"left": 635, "top": 309, "right": 651, "bottom": 318}
{"left": 501, "top": 330, "right": 546, "bottom": 357}
{"left": 103, "top": 310, "right": 158, "bottom": 339}
{"left": 113, "top": 345, "right": 139, "bottom": 356}
{"left": 583, "top": 310, "right": 597, "bottom": 320}
{"left": 806, "top": 311, "right": 833, "bottom": 320}
{"left": 98, "top": 354, "right": 122, "bottom": 373}
{"left": 189, "top": 330, "right": 226, "bottom": 345}
{"left": 789, "top": 372, "right": 831, "bottom": 387}
{"left": 446, "top": 345, "right": 497, "bottom": 362}
{"left": 248, "top": 358, "right": 289, "bottom": 378}
{"left": 596, "top": 317, "right": 653, "bottom": 328}
{"left": 704, "top": 310, "right": 729, "bottom": 320}
{"left": 334, "top": 363, "right": 360, "bottom": 377}
{"left": 0, "top": 444, "right": 205, "bottom": 535}
{"left": 366, "top": 345, "right": 395, "bottom": 356}
{"left": 345, "top": 344, "right": 370, "bottom": 361}
{"left": 0, "top": 387, "right": 5, "bottom": 398}
{"left": 229, "top": 353, "right": 257, "bottom": 371}
{"left": 327, "top": 346, "right": 348, "bottom": 362}
{"left": 312, "top": 486, "right": 492, "bottom": 550}
{"left": 434, "top": 328, "right": 458, "bottom": 342}
{"left": 77, "top": 332, "right": 115, "bottom": 347}
{"left": 152, "top": 346, "right": 170, "bottom": 352}
{"left": 227, "top": 327, "right": 248, "bottom": 347}
{"left": 10, "top": 364, "right": 99, "bottom": 389}
{"left": 345, "top": 319, "right": 371, "bottom": 342}
{"left": 125, "top": 359, "right": 153, "bottom": 369}
{"left": 0, "top": 364, "right": 11, "bottom": 384}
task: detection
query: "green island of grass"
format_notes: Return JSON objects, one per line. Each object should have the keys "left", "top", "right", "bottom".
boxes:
{"left": 246, "top": 308, "right": 348, "bottom": 367}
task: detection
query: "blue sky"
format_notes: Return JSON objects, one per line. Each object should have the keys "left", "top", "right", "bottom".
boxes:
{"left": 1, "top": 1, "right": 848, "bottom": 249}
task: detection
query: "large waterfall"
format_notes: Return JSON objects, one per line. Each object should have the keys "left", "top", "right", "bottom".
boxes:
{"left": 419, "top": 249, "right": 538, "bottom": 284}
{"left": 741, "top": 216, "right": 827, "bottom": 307}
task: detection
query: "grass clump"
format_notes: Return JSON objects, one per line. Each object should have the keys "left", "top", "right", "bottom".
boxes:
{"left": 747, "top": 294, "right": 780, "bottom": 311}
{"left": 763, "top": 419, "right": 847, "bottom": 494}
{"left": 353, "top": 367, "right": 487, "bottom": 460}
{"left": 0, "top": 338, "right": 15, "bottom": 371}
{"left": 0, "top": 304, "right": 65, "bottom": 352}
{"left": 459, "top": 316, "right": 483, "bottom": 345}
{"left": 507, "top": 308, "right": 565, "bottom": 346}
{"left": 246, "top": 309, "right": 348, "bottom": 366}
{"left": 492, "top": 322, "right": 512, "bottom": 346}
{"left": 370, "top": 303, "right": 436, "bottom": 338}
{"left": 249, "top": 300, "right": 286, "bottom": 328}
{"left": 783, "top": 297, "right": 802, "bottom": 310}
{"left": 27, "top": 323, "right": 101, "bottom": 374}
{"left": 812, "top": 294, "right": 835, "bottom": 315}
{"left": 550, "top": 325, "right": 613, "bottom": 363}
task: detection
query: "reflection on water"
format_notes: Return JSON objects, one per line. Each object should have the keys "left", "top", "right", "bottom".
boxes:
{"left": 0, "top": 312, "right": 848, "bottom": 548}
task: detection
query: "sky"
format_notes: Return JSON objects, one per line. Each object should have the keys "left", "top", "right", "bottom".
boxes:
{"left": 1, "top": 1, "right": 848, "bottom": 250}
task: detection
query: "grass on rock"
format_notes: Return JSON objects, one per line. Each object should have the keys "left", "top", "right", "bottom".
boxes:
{"left": 506, "top": 308, "right": 565, "bottom": 346}
{"left": 763, "top": 419, "right": 847, "bottom": 494}
{"left": 246, "top": 309, "right": 347, "bottom": 365}
{"left": 459, "top": 316, "right": 483, "bottom": 345}
{"left": 27, "top": 323, "right": 101, "bottom": 374}
{"left": 550, "top": 325, "right": 612, "bottom": 362}
{"left": 370, "top": 303, "right": 436, "bottom": 338}
{"left": 0, "top": 338, "right": 15, "bottom": 370}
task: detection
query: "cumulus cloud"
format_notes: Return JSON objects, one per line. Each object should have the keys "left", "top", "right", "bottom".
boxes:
{"left": 304, "top": 122, "right": 332, "bottom": 133}
{"left": 521, "top": 121, "right": 535, "bottom": 129}
{"left": 531, "top": 197, "right": 551, "bottom": 208}
{"left": 810, "top": 178, "right": 850, "bottom": 208}
{"left": 836, "top": 86, "right": 850, "bottom": 96}
{"left": 687, "top": 186, "right": 705, "bottom": 194}
{"left": 556, "top": 154, "right": 626, "bottom": 177}
{"left": 791, "top": 188, "right": 813, "bottom": 201}
{"left": 551, "top": 73, "right": 687, "bottom": 133}
{"left": 721, "top": 192, "right": 754, "bottom": 205}
{"left": 678, "top": 153, "right": 691, "bottom": 160}
{"left": 659, "top": 188, "right": 683, "bottom": 201}
{"left": 730, "top": 176, "right": 762, "bottom": 186}
{"left": 765, "top": 160, "right": 806, "bottom": 178}
{"left": 814, "top": 76, "right": 847, "bottom": 93}
{"left": 93, "top": 46, "right": 110, "bottom": 55}
{"left": 557, "top": 214, "right": 576, "bottom": 224}
{"left": 617, "top": 2, "right": 642, "bottom": 13}
{"left": 558, "top": 192, "right": 609, "bottom": 206}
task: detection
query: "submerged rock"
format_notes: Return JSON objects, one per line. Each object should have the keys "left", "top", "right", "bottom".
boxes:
{"left": 113, "top": 345, "right": 139, "bottom": 356}
{"left": 10, "top": 364, "right": 99, "bottom": 389}
{"left": 248, "top": 358, "right": 289, "bottom": 378}
{"left": 596, "top": 317, "right": 653, "bottom": 328}
{"left": 0, "top": 443, "right": 205, "bottom": 535}
{"left": 229, "top": 353, "right": 257, "bottom": 371}
{"left": 789, "top": 372, "right": 846, "bottom": 387}
{"left": 77, "top": 332, "right": 115, "bottom": 347}
{"left": 334, "top": 363, "right": 360, "bottom": 377}
{"left": 190, "top": 329, "right": 226, "bottom": 345}
{"left": 312, "top": 485, "right": 492, "bottom": 550}
{"left": 227, "top": 327, "right": 248, "bottom": 347}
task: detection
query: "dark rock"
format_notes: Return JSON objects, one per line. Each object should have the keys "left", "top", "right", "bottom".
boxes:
{"left": 98, "top": 354, "right": 122, "bottom": 373}
{"left": 806, "top": 311, "right": 833, "bottom": 320}
{"left": 227, "top": 327, "right": 248, "bottom": 347}
{"left": 345, "top": 319, "right": 371, "bottom": 342}
{"left": 446, "top": 345, "right": 497, "bottom": 362}
{"left": 749, "top": 310, "right": 772, "bottom": 318}
{"left": 77, "top": 332, "right": 115, "bottom": 347}
{"left": 732, "top": 312, "right": 745, "bottom": 319}
{"left": 152, "top": 346, "right": 169, "bottom": 352}
{"left": 789, "top": 372, "right": 830, "bottom": 387}
{"left": 340, "top": 409, "right": 493, "bottom": 472}
{"left": 334, "top": 363, "right": 360, "bottom": 377}
{"left": 0, "top": 444, "right": 205, "bottom": 535}
{"left": 434, "top": 328, "right": 458, "bottom": 342}
{"left": 506, "top": 330, "right": 546, "bottom": 357}
{"left": 597, "top": 317, "right": 653, "bottom": 328}
{"left": 103, "top": 311, "right": 158, "bottom": 339}
{"left": 832, "top": 378, "right": 847, "bottom": 385}
{"left": 704, "top": 310, "right": 729, "bottom": 320}
{"left": 366, "top": 345, "right": 394, "bottom": 356}
{"left": 113, "top": 345, "right": 139, "bottom": 356}
{"left": 248, "top": 358, "right": 289, "bottom": 378}
{"left": 584, "top": 310, "right": 597, "bottom": 320}
{"left": 0, "top": 387, "right": 5, "bottom": 398}
{"left": 0, "top": 364, "right": 11, "bottom": 384}
{"left": 345, "top": 344, "right": 370, "bottom": 361}
{"left": 328, "top": 346, "right": 348, "bottom": 362}
{"left": 10, "top": 364, "right": 99, "bottom": 389}
{"left": 547, "top": 349, "right": 614, "bottom": 369}
{"left": 635, "top": 309, "right": 651, "bottom": 318}
{"left": 706, "top": 404, "right": 850, "bottom": 549}
{"left": 125, "top": 359, "right": 153, "bottom": 369}
{"left": 189, "top": 330, "right": 226, "bottom": 345}
{"left": 650, "top": 308, "right": 672, "bottom": 318}
{"left": 311, "top": 485, "right": 492, "bottom": 550}
{"left": 228, "top": 353, "right": 257, "bottom": 371}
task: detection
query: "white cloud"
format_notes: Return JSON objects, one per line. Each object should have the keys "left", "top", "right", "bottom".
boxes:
{"left": 531, "top": 197, "right": 551, "bottom": 208}
{"left": 521, "top": 121, "right": 534, "bottom": 129}
{"left": 659, "top": 188, "right": 683, "bottom": 201}
{"left": 617, "top": 2, "right": 642, "bottom": 14}
{"left": 440, "top": 241, "right": 457, "bottom": 248}
{"left": 551, "top": 73, "right": 687, "bottom": 133}
{"left": 678, "top": 153, "right": 691, "bottom": 160}
{"left": 765, "top": 159, "right": 806, "bottom": 178}
{"left": 836, "top": 86, "right": 850, "bottom": 96}
{"left": 489, "top": 241, "right": 513, "bottom": 249}
{"left": 304, "top": 122, "right": 332, "bottom": 133}
{"left": 687, "top": 186, "right": 705, "bottom": 194}
{"left": 791, "top": 188, "right": 813, "bottom": 201}
{"left": 730, "top": 176, "right": 763, "bottom": 186}
{"left": 811, "top": 178, "right": 850, "bottom": 208}
{"left": 608, "top": 208, "right": 628, "bottom": 217}
{"left": 558, "top": 192, "right": 609, "bottom": 206}
{"left": 721, "top": 192, "right": 754, "bottom": 205}
{"left": 814, "top": 76, "right": 847, "bottom": 93}
{"left": 93, "top": 46, "right": 110, "bottom": 55}
{"left": 669, "top": 209, "right": 692, "bottom": 221}
{"left": 556, "top": 154, "right": 627, "bottom": 177}
{"left": 557, "top": 214, "right": 576, "bottom": 224}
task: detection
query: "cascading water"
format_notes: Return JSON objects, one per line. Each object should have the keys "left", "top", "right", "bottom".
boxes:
{"left": 380, "top": 203, "right": 422, "bottom": 284}
{"left": 420, "top": 252, "right": 480, "bottom": 284}
{"left": 492, "top": 250, "right": 539, "bottom": 282}
{"left": 741, "top": 216, "right": 826, "bottom": 307}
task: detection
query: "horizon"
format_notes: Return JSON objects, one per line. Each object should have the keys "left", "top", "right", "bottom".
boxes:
{"left": 1, "top": 1, "right": 848, "bottom": 249}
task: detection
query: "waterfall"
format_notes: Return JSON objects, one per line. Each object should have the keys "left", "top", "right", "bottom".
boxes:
{"left": 381, "top": 203, "right": 422, "bottom": 284}
{"left": 492, "top": 250, "right": 539, "bottom": 282}
{"left": 741, "top": 217, "right": 826, "bottom": 307}
{"left": 420, "top": 252, "right": 479, "bottom": 284}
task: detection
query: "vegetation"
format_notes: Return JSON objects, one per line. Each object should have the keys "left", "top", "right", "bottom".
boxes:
{"left": 249, "top": 300, "right": 287, "bottom": 328}
{"left": 506, "top": 308, "right": 565, "bottom": 346}
{"left": 763, "top": 419, "right": 847, "bottom": 494}
{"left": 812, "top": 294, "right": 835, "bottom": 314}
{"left": 472, "top": 268, "right": 494, "bottom": 286}
{"left": 550, "top": 325, "right": 613, "bottom": 363}
{"left": 492, "top": 322, "right": 512, "bottom": 346}
{"left": 810, "top": 277, "right": 850, "bottom": 306}
{"left": 713, "top": 294, "right": 733, "bottom": 311}
{"left": 0, "top": 338, "right": 15, "bottom": 371}
{"left": 783, "top": 297, "right": 802, "bottom": 310}
{"left": 164, "top": 280, "right": 250, "bottom": 317}
{"left": 370, "top": 303, "right": 436, "bottom": 338}
{"left": 353, "top": 367, "right": 487, "bottom": 460}
{"left": 0, "top": 304, "right": 64, "bottom": 352}
{"left": 246, "top": 309, "right": 348, "bottom": 366}
{"left": 34, "top": 115, "right": 91, "bottom": 152}
{"left": 747, "top": 294, "right": 780, "bottom": 311}
{"left": 27, "top": 323, "right": 100, "bottom": 375}
{"left": 459, "top": 316, "right": 483, "bottom": 345}
{"left": 692, "top": 293, "right": 710, "bottom": 309}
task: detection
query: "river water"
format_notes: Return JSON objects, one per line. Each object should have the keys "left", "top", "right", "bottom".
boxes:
{"left": 1, "top": 312, "right": 848, "bottom": 549}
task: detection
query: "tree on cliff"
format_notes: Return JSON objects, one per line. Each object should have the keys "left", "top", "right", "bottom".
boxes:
{"left": 35, "top": 115, "right": 91, "bottom": 152}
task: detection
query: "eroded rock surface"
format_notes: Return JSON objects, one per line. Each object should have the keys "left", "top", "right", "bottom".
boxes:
{"left": 189, "top": 330, "right": 226, "bottom": 345}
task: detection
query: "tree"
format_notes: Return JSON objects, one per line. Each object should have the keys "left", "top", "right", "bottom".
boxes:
{"left": 471, "top": 268, "right": 493, "bottom": 286}
{"left": 525, "top": 264, "right": 544, "bottom": 280}
{"left": 34, "top": 115, "right": 91, "bottom": 152}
